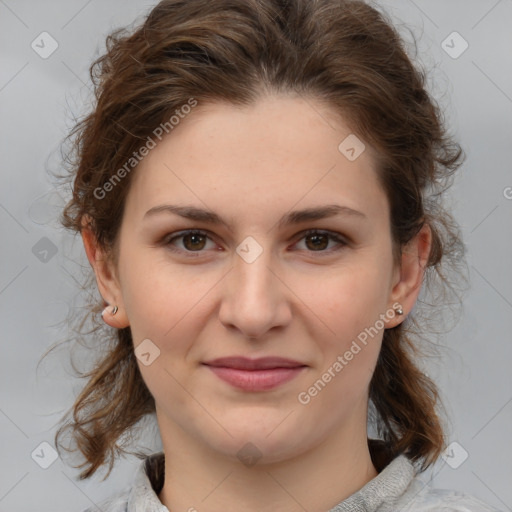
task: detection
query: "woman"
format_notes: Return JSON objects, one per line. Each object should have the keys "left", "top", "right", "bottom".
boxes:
{"left": 54, "top": 0, "right": 501, "bottom": 510}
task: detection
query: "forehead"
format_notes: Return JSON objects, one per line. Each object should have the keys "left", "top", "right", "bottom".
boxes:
{"left": 125, "top": 95, "right": 388, "bottom": 225}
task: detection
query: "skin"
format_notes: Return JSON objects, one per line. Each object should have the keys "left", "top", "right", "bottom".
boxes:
{"left": 82, "top": 94, "right": 431, "bottom": 512}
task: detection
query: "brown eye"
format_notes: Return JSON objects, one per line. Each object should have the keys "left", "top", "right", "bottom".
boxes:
{"left": 165, "top": 230, "right": 215, "bottom": 253}
{"left": 163, "top": 228, "right": 347, "bottom": 258}
{"left": 181, "top": 232, "right": 207, "bottom": 251}
{"left": 294, "top": 229, "right": 347, "bottom": 254}
{"left": 304, "top": 232, "right": 329, "bottom": 251}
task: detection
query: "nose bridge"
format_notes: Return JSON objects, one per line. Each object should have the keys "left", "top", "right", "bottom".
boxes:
{"left": 233, "top": 235, "right": 278, "bottom": 308}
{"left": 235, "top": 242, "right": 274, "bottom": 299}
{"left": 218, "top": 235, "right": 290, "bottom": 338}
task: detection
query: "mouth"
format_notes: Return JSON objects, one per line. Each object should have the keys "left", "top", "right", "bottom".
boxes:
{"left": 202, "top": 356, "right": 307, "bottom": 391}
{"left": 203, "top": 356, "right": 306, "bottom": 370}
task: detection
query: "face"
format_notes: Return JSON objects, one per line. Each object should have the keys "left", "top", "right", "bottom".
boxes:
{"left": 96, "top": 94, "right": 409, "bottom": 464}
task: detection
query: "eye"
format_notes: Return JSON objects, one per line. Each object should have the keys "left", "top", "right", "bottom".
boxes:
{"left": 163, "top": 228, "right": 348, "bottom": 257}
{"left": 164, "top": 229, "right": 216, "bottom": 254}
{"left": 292, "top": 229, "right": 348, "bottom": 255}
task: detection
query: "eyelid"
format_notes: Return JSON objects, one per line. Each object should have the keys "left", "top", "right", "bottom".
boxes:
{"left": 162, "top": 228, "right": 349, "bottom": 256}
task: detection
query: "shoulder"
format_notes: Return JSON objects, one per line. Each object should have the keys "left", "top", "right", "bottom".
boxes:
{"left": 394, "top": 477, "right": 504, "bottom": 512}
{"left": 79, "top": 489, "right": 130, "bottom": 512}
{"left": 78, "top": 452, "right": 167, "bottom": 512}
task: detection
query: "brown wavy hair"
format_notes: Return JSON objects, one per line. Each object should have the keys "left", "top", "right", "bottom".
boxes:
{"left": 48, "top": 0, "right": 468, "bottom": 480}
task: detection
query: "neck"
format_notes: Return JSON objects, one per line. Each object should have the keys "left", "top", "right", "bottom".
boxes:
{"left": 157, "top": 415, "right": 378, "bottom": 512}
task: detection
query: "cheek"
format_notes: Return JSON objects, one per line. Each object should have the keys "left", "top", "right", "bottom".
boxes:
{"left": 300, "top": 278, "right": 384, "bottom": 410}
{"left": 119, "top": 247, "right": 209, "bottom": 337}
{"left": 298, "top": 262, "right": 387, "bottom": 397}
{"left": 305, "top": 262, "right": 388, "bottom": 338}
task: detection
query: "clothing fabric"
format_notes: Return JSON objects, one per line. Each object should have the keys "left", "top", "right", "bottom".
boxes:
{"left": 81, "top": 452, "right": 502, "bottom": 512}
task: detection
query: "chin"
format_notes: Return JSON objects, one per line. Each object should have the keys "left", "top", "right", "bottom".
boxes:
{"left": 203, "top": 417, "right": 310, "bottom": 466}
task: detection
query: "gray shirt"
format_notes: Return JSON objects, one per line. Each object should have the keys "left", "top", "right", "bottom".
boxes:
{"left": 82, "top": 452, "right": 502, "bottom": 512}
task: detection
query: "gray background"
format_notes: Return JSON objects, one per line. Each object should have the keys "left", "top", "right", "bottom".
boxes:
{"left": 1, "top": 0, "right": 511, "bottom": 511}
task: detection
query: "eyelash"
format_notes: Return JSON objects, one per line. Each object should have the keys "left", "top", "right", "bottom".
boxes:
{"left": 162, "top": 229, "right": 348, "bottom": 257}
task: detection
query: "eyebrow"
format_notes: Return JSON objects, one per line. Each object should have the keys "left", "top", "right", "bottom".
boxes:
{"left": 143, "top": 203, "right": 367, "bottom": 230}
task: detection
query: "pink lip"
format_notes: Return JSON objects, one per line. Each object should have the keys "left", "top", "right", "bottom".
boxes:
{"left": 203, "top": 356, "right": 305, "bottom": 370}
{"left": 202, "top": 356, "right": 307, "bottom": 391}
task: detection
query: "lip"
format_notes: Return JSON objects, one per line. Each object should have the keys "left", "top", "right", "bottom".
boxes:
{"left": 202, "top": 356, "right": 307, "bottom": 391}
{"left": 203, "top": 356, "right": 306, "bottom": 370}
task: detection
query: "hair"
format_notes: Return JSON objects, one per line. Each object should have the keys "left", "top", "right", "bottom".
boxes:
{"left": 50, "top": 0, "right": 468, "bottom": 480}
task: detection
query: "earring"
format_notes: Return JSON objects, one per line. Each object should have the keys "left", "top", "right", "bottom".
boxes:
{"left": 101, "top": 304, "right": 118, "bottom": 317}
{"left": 394, "top": 305, "right": 404, "bottom": 316}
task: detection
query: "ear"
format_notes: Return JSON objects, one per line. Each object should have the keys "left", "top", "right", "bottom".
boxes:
{"left": 81, "top": 216, "right": 130, "bottom": 329}
{"left": 385, "top": 222, "right": 432, "bottom": 328}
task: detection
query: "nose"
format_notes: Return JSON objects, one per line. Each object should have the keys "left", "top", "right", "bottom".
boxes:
{"left": 218, "top": 240, "right": 292, "bottom": 340}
